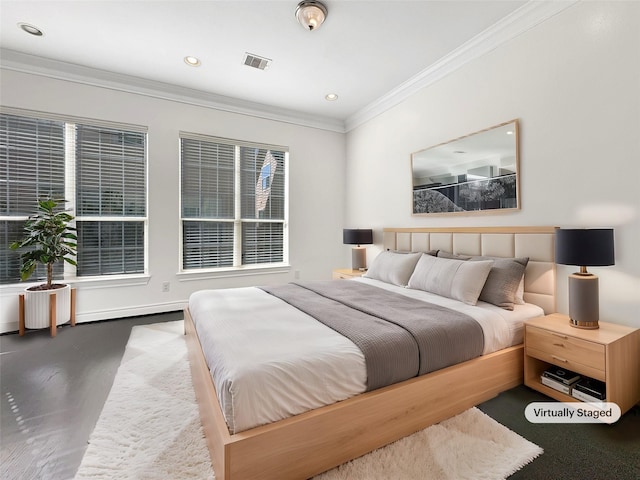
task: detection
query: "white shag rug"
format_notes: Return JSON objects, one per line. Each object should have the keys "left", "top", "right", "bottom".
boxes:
{"left": 75, "top": 321, "right": 542, "bottom": 480}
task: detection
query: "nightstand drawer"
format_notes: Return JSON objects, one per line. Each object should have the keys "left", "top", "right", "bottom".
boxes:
{"left": 525, "top": 326, "right": 605, "bottom": 371}
{"left": 525, "top": 346, "right": 606, "bottom": 382}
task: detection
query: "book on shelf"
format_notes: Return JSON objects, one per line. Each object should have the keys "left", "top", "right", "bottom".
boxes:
{"left": 542, "top": 366, "right": 581, "bottom": 385}
{"left": 573, "top": 377, "right": 606, "bottom": 401}
{"left": 572, "top": 389, "right": 606, "bottom": 403}
{"left": 541, "top": 375, "right": 572, "bottom": 395}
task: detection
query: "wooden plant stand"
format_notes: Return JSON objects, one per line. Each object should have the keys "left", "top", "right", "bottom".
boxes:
{"left": 18, "top": 288, "right": 76, "bottom": 337}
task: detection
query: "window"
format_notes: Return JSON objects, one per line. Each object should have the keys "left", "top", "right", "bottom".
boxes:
{"left": 0, "top": 110, "right": 147, "bottom": 284}
{"left": 180, "top": 134, "right": 288, "bottom": 272}
{"left": 74, "top": 125, "right": 146, "bottom": 276}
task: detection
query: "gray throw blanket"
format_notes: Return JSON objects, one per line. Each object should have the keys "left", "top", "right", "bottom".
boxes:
{"left": 260, "top": 280, "right": 484, "bottom": 391}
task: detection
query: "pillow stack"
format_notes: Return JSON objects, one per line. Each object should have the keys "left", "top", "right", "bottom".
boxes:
{"left": 364, "top": 249, "right": 529, "bottom": 310}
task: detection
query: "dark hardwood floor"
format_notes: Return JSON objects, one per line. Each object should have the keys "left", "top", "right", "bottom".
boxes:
{"left": 2, "top": 312, "right": 638, "bottom": 480}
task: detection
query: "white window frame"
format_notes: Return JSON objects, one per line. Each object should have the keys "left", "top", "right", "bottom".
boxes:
{"left": 178, "top": 132, "right": 289, "bottom": 278}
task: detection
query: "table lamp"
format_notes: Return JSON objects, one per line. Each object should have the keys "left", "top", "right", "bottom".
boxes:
{"left": 343, "top": 229, "right": 373, "bottom": 270}
{"left": 555, "top": 228, "right": 614, "bottom": 329}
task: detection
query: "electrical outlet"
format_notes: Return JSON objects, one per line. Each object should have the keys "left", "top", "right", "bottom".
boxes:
{"left": 294, "top": 270, "right": 300, "bottom": 279}
{"left": 161, "top": 281, "right": 170, "bottom": 292}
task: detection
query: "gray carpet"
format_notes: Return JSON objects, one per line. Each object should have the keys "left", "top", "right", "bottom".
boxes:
{"left": 478, "top": 386, "right": 640, "bottom": 479}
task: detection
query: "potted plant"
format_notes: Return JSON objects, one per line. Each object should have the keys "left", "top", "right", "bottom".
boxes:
{"left": 10, "top": 197, "right": 77, "bottom": 329}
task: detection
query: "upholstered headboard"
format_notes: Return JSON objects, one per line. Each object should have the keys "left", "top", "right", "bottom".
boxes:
{"left": 383, "top": 226, "right": 557, "bottom": 314}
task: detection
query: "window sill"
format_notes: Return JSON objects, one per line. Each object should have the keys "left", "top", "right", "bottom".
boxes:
{"left": 177, "top": 264, "right": 291, "bottom": 282}
{"left": 0, "top": 274, "right": 150, "bottom": 293}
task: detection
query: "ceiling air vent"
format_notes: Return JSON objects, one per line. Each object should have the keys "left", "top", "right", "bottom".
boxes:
{"left": 243, "top": 52, "right": 272, "bottom": 70}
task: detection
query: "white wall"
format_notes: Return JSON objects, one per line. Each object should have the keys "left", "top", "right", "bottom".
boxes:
{"left": 345, "top": 1, "right": 640, "bottom": 327}
{"left": 0, "top": 70, "right": 347, "bottom": 332}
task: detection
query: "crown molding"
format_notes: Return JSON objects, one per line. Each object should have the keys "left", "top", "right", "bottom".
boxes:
{"left": 344, "top": 0, "right": 579, "bottom": 132}
{"left": 0, "top": 49, "right": 346, "bottom": 133}
{"left": 1, "top": 1, "right": 577, "bottom": 135}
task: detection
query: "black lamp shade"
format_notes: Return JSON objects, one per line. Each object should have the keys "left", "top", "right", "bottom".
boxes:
{"left": 555, "top": 228, "right": 615, "bottom": 267}
{"left": 343, "top": 229, "right": 373, "bottom": 245}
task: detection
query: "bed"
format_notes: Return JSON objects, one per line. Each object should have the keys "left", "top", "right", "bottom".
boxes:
{"left": 184, "top": 226, "right": 557, "bottom": 480}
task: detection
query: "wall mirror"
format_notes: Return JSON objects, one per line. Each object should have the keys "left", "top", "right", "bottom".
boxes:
{"left": 411, "top": 119, "right": 520, "bottom": 215}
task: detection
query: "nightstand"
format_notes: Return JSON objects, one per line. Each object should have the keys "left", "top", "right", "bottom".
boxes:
{"left": 524, "top": 313, "right": 640, "bottom": 414}
{"left": 332, "top": 268, "right": 366, "bottom": 280}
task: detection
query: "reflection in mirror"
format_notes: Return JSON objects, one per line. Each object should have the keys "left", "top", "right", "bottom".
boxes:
{"left": 411, "top": 120, "right": 519, "bottom": 215}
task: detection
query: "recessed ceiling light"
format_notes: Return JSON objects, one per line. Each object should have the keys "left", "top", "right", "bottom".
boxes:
{"left": 325, "top": 93, "right": 338, "bottom": 101}
{"left": 184, "top": 56, "right": 201, "bottom": 67}
{"left": 506, "top": 130, "right": 514, "bottom": 135}
{"left": 18, "top": 22, "right": 43, "bottom": 36}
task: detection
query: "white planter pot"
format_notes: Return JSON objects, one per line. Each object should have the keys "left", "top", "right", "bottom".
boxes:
{"left": 24, "top": 284, "right": 71, "bottom": 329}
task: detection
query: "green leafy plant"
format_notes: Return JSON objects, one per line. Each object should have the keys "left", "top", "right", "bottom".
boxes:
{"left": 9, "top": 198, "right": 77, "bottom": 289}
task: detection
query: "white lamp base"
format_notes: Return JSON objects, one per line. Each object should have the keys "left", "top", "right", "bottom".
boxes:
{"left": 568, "top": 273, "right": 599, "bottom": 329}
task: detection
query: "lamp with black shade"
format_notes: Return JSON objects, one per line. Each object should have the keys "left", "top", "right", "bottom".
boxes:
{"left": 343, "top": 229, "right": 373, "bottom": 271}
{"left": 555, "top": 228, "right": 615, "bottom": 329}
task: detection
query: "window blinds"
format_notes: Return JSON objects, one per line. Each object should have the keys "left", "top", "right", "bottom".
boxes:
{"left": 76, "top": 221, "right": 145, "bottom": 275}
{"left": 240, "top": 147, "right": 285, "bottom": 265}
{"left": 0, "top": 114, "right": 66, "bottom": 284}
{"left": 75, "top": 125, "right": 146, "bottom": 217}
{"left": 182, "top": 221, "right": 234, "bottom": 268}
{"left": 181, "top": 138, "right": 235, "bottom": 219}
{"left": 0, "top": 114, "right": 66, "bottom": 215}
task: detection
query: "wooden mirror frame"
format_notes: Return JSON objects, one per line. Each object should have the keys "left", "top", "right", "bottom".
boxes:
{"left": 411, "top": 120, "right": 520, "bottom": 216}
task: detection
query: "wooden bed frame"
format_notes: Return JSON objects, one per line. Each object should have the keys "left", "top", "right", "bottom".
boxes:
{"left": 184, "top": 226, "right": 557, "bottom": 480}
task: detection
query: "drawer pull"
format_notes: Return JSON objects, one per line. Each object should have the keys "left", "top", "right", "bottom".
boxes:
{"left": 552, "top": 342, "right": 565, "bottom": 347}
{"left": 552, "top": 355, "right": 568, "bottom": 363}
{"left": 552, "top": 333, "right": 568, "bottom": 340}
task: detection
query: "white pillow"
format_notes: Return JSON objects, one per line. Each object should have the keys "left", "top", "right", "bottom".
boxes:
{"left": 363, "top": 251, "right": 422, "bottom": 286}
{"left": 407, "top": 254, "right": 494, "bottom": 305}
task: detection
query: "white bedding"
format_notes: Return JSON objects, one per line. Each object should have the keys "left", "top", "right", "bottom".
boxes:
{"left": 188, "top": 278, "right": 543, "bottom": 434}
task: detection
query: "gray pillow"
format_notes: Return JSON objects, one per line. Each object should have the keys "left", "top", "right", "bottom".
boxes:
{"left": 470, "top": 256, "right": 529, "bottom": 310}
{"left": 514, "top": 277, "right": 525, "bottom": 305}
{"left": 391, "top": 249, "right": 438, "bottom": 257}
{"left": 437, "top": 251, "right": 471, "bottom": 260}
{"left": 363, "top": 251, "right": 422, "bottom": 286}
{"left": 407, "top": 254, "right": 494, "bottom": 305}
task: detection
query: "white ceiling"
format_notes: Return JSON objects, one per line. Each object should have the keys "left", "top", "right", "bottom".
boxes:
{"left": 0, "top": 1, "right": 573, "bottom": 131}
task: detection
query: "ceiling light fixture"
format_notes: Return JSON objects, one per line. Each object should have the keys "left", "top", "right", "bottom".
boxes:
{"left": 18, "top": 22, "right": 43, "bottom": 36}
{"left": 295, "top": 1, "right": 328, "bottom": 31}
{"left": 325, "top": 93, "right": 338, "bottom": 101}
{"left": 184, "top": 56, "right": 201, "bottom": 67}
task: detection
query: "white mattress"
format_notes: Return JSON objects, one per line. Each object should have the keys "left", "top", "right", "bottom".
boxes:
{"left": 188, "top": 278, "right": 543, "bottom": 434}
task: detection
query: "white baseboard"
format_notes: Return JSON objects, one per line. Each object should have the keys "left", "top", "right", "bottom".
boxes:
{"left": 1, "top": 300, "right": 187, "bottom": 334}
